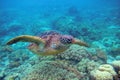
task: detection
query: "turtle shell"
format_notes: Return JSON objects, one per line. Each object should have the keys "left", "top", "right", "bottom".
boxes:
{"left": 39, "top": 31, "right": 61, "bottom": 38}
{"left": 39, "top": 31, "right": 73, "bottom": 44}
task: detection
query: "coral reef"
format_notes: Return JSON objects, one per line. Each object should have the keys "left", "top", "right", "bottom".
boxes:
{"left": 22, "top": 61, "right": 83, "bottom": 80}
{"left": 21, "top": 45, "right": 108, "bottom": 80}
{"left": 0, "top": 44, "right": 117, "bottom": 80}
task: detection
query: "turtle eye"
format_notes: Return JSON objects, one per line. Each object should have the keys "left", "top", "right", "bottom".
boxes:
{"left": 66, "top": 38, "right": 72, "bottom": 43}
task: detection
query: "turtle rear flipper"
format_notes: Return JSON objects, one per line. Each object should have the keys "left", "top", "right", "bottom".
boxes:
{"left": 6, "top": 35, "right": 45, "bottom": 45}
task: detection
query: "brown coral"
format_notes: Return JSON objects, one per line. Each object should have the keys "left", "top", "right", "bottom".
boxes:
{"left": 96, "top": 49, "right": 107, "bottom": 62}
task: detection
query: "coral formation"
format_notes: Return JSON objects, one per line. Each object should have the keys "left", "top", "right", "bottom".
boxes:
{"left": 112, "top": 60, "right": 120, "bottom": 70}
{"left": 98, "top": 64, "right": 117, "bottom": 76}
{"left": 110, "top": 47, "right": 120, "bottom": 57}
{"left": 112, "top": 60, "right": 120, "bottom": 75}
{"left": 77, "top": 59, "right": 100, "bottom": 72}
{"left": 8, "top": 49, "right": 31, "bottom": 61}
{"left": 94, "top": 48, "right": 107, "bottom": 63}
{"left": 90, "top": 69, "right": 113, "bottom": 80}
{"left": 90, "top": 64, "right": 117, "bottom": 80}
{"left": 0, "top": 71, "right": 6, "bottom": 80}
{"left": 55, "top": 45, "right": 90, "bottom": 62}
{"left": 4, "top": 73, "right": 19, "bottom": 80}
{"left": 8, "top": 61, "right": 21, "bottom": 69}
{"left": 96, "top": 49, "right": 107, "bottom": 60}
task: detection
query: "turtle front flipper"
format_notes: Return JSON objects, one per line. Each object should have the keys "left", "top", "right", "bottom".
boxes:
{"left": 6, "top": 35, "right": 45, "bottom": 45}
{"left": 73, "top": 38, "right": 89, "bottom": 47}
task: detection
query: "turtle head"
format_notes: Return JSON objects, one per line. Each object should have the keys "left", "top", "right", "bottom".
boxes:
{"left": 60, "top": 35, "right": 89, "bottom": 47}
{"left": 60, "top": 35, "right": 74, "bottom": 45}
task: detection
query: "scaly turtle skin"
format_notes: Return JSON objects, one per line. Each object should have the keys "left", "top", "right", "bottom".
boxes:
{"left": 6, "top": 31, "right": 89, "bottom": 56}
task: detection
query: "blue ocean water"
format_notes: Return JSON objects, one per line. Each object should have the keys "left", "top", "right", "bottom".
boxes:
{"left": 0, "top": 0, "right": 120, "bottom": 80}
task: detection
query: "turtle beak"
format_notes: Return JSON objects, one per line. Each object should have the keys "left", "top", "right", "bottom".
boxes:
{"left": 72, "top": 38, "right": 89, "bottom": 47}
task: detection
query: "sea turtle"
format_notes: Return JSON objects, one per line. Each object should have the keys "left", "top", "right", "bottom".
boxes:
{"left": 6, "top": 31, "right": 89, "bottom": 56}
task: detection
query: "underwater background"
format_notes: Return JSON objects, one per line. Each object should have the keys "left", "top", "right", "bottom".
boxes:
{"left": 0, "top": 0, "right": 120, "bottom": 80}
